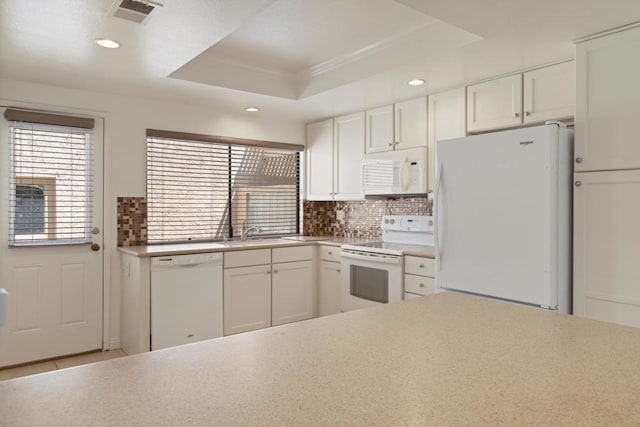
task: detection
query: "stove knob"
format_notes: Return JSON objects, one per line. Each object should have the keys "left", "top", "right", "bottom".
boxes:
{"left": 390, "top": 219, "right": 395, "bottom": 224}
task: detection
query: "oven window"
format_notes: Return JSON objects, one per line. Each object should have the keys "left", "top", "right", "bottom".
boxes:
{"left": 350, "top": 265, "right": 388, "bottom": 303}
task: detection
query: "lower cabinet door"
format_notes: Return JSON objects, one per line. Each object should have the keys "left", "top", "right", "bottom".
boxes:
{"left": 574, "top": 170, "right": 640, "bottom": 328}
{"left": 319, "top": 260, "right": 341, "bottom": 316}
{"left": 272, "top": 260, "right": 314, "bottom": 326}
{"left": 223, "top": 265, "right": 272, "bottom": 335}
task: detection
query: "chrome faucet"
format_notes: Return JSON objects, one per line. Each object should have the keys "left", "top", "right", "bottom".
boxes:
{"left": 241, "top": 220, "right": 260, "bottom": 241}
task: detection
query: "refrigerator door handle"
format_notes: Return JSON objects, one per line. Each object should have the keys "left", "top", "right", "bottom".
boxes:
{"left": 434, "top": 162, "right": 443, "bottom": 271}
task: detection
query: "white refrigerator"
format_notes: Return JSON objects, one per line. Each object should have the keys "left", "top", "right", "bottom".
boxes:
{"left": 434, "top": 123, "right": 573, "bottom": 313}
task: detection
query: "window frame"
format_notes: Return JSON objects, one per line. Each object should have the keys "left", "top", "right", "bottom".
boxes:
{"left": 7, "top": 119, "right": 94, "bottom": 246}
{"left": 146, "top": 131, "right": 303, "bottom": 244}
{"left": 14, "top": 176, "right": 57, "bottom": 241}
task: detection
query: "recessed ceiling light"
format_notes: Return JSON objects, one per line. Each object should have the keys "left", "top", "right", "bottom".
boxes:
{"left": 95, "top": 39, "right": 120, "bottom": 49}
{"left": 408, "top": 79, "right": 425, "bottom": 86}
{"left": 245, "top": 107, "right": 260, "bottom": 112}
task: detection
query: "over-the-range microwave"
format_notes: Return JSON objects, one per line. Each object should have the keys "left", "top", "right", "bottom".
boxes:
{"left": 362, "top": 147, "right": 427, "bottom": 196}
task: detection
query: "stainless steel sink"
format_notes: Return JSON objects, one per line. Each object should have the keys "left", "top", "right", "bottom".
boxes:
{"left": 220, "top": 238, "right": 290, "bottom": 247}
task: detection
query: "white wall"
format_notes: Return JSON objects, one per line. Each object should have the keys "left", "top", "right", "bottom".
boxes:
{"left": 0, "top": 77, "right": 305, "bottom": 349}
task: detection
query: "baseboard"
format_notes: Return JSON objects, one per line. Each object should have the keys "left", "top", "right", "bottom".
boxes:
{"left": 108, "top": 338, "right": 121, "bottom": 350}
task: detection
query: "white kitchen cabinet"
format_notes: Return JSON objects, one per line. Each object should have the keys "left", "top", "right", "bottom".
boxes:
{"left": 334, "top": 112, "right": 365, "bottom": 200}
{"left": 305, "top": 118, "right": 334, "bottom": 200}
{"left": 272, "top": 260, "right": 314, "bottom": 326}
{"left": 365, "top": 105, "right": 394, "bottom": 154}
{"left": 575, "top": 27, "right": 640, "bottom": 171}
{"left": 306, "top": 113, "right": 364, "bottom": 201}
{"left": 365, "top": 98, "right": 427, "bottom": 154}
{"left": 225, "top": 246, "right": 315, "bottom": 332}
{"left": 394, "top": 98, "right": 428, "bottom": 151}
{"left": 573, "top": 170, "right": 640, "bottom": 328}
{"left": 467, "top": 74, "right": 523, "bottom": 133}
{"left": 427, "top": 88, "right": 466, "bottom": 192}
{"left": 318, "top": 245, "right": 342, "bottom": 316}
{"left": 319, "top": 261, "right": 341, "bottom": 316}
{"left": 523, "top": 61, "right": 575, "bottom": 124}
{"left": 223, "top": 264, "right": 272, "bottom": 335}
{"left": 573, "top": 26, "right": 640, "bottom": 329}
{"left": 120, "top": 253, "right": 151, "bottom": 355}
{"left": 467, "top": 62, "right": 575, "bottom": 133}
{"left": 404, "top": 256, "right": 436, "bottom": 299}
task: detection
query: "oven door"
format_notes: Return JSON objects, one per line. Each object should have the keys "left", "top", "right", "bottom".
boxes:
{"left": 340, "top": 250, "right": 403, "bottom": 312}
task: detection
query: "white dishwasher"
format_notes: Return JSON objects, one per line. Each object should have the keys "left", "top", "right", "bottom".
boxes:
{"left": 151, "top": 253, "right": 223, "bottom": 350}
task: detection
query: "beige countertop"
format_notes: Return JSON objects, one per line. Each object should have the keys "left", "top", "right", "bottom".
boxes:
{"left": 402, "top": 246, "right": 435, "bottom": 258}
{"left": 2, "top": 292, "right": 640, "bottom": 426}
{"left": 118, "top": 236, "right": 434, "bottom": 257}
{"left": 117, "top": 236, "right": 377, "bottom": 257}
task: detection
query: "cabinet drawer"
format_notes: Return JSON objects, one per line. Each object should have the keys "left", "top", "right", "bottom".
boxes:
{"left": 272, "top": 245, "right": 313, "bottom": 263}
{"left": 320, "top": 245, "right": 341, "bottom": 262}
{"left": 404, "top": 274, "right": 435, "bottom": 296}
{"left": 224, "top": 249, "right": 271, "bottom": 268}
{"left": 404, "top": 256, "right": 435, "bottom": 277}
{"left": 404, "top": 292, "right": 424, "bottom": 300}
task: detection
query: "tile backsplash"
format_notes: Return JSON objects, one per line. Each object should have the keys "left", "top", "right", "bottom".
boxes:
{"left": 117, "top": 197, "right": 147, "bottom": 247}
{"left": 303, "top": 197, "right": 432, "bottom": 238}
{"left": 117, "top": 196, "right": 431, "bottom": 246}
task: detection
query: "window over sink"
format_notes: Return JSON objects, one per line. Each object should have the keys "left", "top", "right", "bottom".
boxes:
{"left": 146, "top": 129, "right": 302, "bottom": 244}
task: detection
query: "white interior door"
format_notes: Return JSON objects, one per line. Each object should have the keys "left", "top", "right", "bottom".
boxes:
{"left": 0, "top": 109, "right": 104, "bottom": 367}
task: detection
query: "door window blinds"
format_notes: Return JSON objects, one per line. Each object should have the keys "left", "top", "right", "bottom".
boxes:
{"left": 146, "top": 132, "right": 301, "bottom": 243}
{"left": 6, "top": 116, "right": 94, "bottom": 246}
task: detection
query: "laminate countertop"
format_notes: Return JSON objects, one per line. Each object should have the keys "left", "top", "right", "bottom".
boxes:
{"left": 117, "top": 236, "right": 435, "bottom": 258}
{"left": 2, "top": 293, "right": 640, "bottom": 426}
{"left": 118, "top": 236, "right": 375, "bottom": 257}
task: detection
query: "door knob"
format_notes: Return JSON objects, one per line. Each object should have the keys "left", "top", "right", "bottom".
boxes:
{"left": 91, "top": 243, "right": 100, "bottom": 252}
{"left": 575, "top": 157, "right": 583, "bottom": 163}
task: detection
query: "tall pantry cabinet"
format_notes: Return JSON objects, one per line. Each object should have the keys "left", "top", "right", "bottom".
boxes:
{"left": 573, "top": 25, "right": 640, "bottom": 328}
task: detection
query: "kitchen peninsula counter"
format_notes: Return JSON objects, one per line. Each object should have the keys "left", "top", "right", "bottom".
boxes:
{"left": 2, "top": 293, "right": 640, "bottom": 426}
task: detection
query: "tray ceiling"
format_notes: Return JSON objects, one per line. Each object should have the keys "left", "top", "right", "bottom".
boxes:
{"left": 170, "top": 0, "right": 481, "bottom": 99}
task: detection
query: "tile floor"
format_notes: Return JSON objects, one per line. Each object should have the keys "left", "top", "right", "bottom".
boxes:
{"left": 0, "top": 349, "right": 127, "bottom": 382}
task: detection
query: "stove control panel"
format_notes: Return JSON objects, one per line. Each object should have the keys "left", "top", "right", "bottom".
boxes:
{"left": 381, "top": 215, "right": 433, "bottom": 232}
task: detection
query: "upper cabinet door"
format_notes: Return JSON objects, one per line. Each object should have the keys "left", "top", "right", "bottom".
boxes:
{"left": 305, "top": 118, "right": 334, "bottom": 200}
{"left": 576, "top": 26, "right": 640, "bottom": 172}
{"left": 466, "top": 74, "right": 523, "bottom": 133}
{"left": 394, "top": 97, "right": 427, "bottom": 150}
{"left": 427, "top": 88, "right": 466, "bottom": 192}
{"left": 523, "top": 61, "right": 575, "bottom": 124}
{"left": 365, "top": 105, "right": 394, "bottom": 154}
{"left": 334, "top": 112, "right": 365, "bottom": 200}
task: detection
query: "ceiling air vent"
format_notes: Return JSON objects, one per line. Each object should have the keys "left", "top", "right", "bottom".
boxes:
{"left": 110, "top": 0, "right": 162, "bottom": 24}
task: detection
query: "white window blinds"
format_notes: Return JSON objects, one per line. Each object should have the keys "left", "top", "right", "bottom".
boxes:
{"left": 146, "top": 132, "right": 301, "bottom": 243}
{"left": 7, "top": 122, "right": 94, "bottom": 245}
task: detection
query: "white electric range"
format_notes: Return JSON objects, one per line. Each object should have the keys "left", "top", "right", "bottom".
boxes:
{"left": 340, "top": 215, "right": 434, "bottom": 311}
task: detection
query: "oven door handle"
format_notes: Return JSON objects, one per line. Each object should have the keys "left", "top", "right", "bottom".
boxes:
{"left": 340, "top": 251, "right": 401, "bottom": 265}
